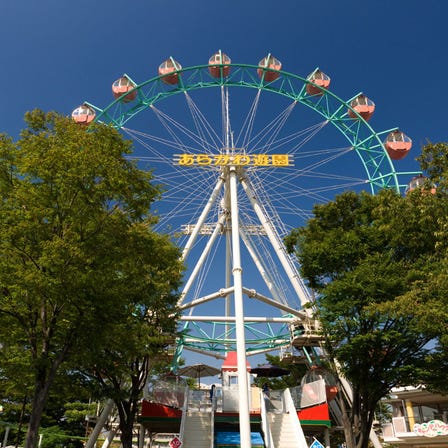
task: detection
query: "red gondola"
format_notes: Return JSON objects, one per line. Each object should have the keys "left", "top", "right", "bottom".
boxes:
{"left": 348, "top": 94, "right": 375, "bottom": 121}
{"left": 405, "top": 175, "right": 436, "bottom": 195}
{"left": 71, "top": 104, "right": 95, "bottom": 125}
{"left": 209, "top": 51, "right": 231, "bottom": 78}
{"left": 306, "top": 69, "right": 331, "bottom": 96}
{"left": 158, "top": 58, "right": 182, "bottom": 85}
{"left": 112, "top": 75, "right": 137, "bottom": 102}
{"left": 384, "top": 130, "right": 412, "bottom": 160}
{"left": 257, "top": 54, "right": 281, "bottom": 82}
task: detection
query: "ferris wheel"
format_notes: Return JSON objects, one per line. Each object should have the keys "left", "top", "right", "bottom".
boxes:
{"left": 72, "top": 51, "right": 418, "bottom": 368}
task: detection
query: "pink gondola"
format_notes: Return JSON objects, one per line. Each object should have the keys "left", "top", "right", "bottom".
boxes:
{"left": 112, "top": 75, "right": 137, "bottom": 102}
{"left": 209, "top": 51, "right": 231, "bottom": 78}
{"left": 301, "top": 366, "right": 338, "bottom": 402}
{"left": 384, "top": 130, "right": 412, "bottom": 160}
{"left": 306, "top": 69, "right": 331, "bottom": 96}
{"left": 348, "top": 94, "right": 375, "bottom": 121}
{"left": 71, "top": 104, "right": 95, "bottom": 125}
{"left": 257, "top": 54, "right": 281, "bottom": 82}
{"left": 158, "top": 58, "right": 182, "bottom": 85}
{"left": 405, "top": 175, "right": 436, "bottom": 195}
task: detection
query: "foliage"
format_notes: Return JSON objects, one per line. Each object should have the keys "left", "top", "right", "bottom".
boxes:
{"left": 418, "top": 142, "right": 448, "bottom": 193}
{"left": 71, "top": 210, "right": 183, "bottom": 448}
{"left": 63, "top": 400, "right": 97, "bottom": 424}
{"left": 414, "top": 142, "right": 448, "bottom": 393}
{"left": 39, "top": 425, "right": 83, "bottom": 448}
{"left": 0, "top": 110, "right": 183, "bottom": 448}
{"left": 285, "top": 186, "right": 445, "bottom": 448}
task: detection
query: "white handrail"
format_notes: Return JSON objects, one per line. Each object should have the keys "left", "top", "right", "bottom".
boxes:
{"left": 179, "top": 386, "right": 189, "bottom": 442}
{"left": 284, "top": 388, "right": 309, "bottom": 448}
{"left": 260, "top": 391, "right": 274, "bottom": 448}
{"left": 210, "top": 394, "right": 216, "bottom": 448}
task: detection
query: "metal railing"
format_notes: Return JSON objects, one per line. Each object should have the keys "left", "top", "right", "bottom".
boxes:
{"left": 289, "top": 379, "right": 327, "bottom": 409}
{"left": 260, "top": 390, "right": 273, "bottom": 448}
{"left": 149, "top": 380, "right": 186, "bottom": 409}
{"left": 178, "top": 387, "right": 189, "bottom": 442}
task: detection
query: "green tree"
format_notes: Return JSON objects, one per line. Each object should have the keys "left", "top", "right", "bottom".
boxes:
{"left": 0, "top": 110, "right": 182, "bottom": 448}
{"left": 38, "top": 425, "right": 81, "bottom": 448}
{"left": 285, "top": 188, "right": 442, "bottom": 448}
{"left": 413, "top": 142, "right": 448, "bottom": 393}
{"left": 76, "top": 228, "right": 182, "bottom": 448}
{"left": 0, "top": 353, "right": 95, "bottom": 446}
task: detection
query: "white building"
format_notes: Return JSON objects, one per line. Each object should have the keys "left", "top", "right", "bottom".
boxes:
{"left": 381, "top": 385, "right": 448, "bottom": 447}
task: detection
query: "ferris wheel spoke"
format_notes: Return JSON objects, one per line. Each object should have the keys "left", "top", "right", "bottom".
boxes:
{"left": 123, "top": 127, "right": 192, "bottom": 152}
{"left": 122, "top": 125, "right": 219, "bottom": 229}
{"left": 122, "top": 128, "right": 179, "bottom": 166}
{"left": 266, "top": 120, "right": 329, "bottom": 152}
{"left": 235, "top": 89, "right": 261, "bottom": 149}
{"left": 184, "top": 91, "right": 223, "bottom": 152}
{"left": 245, "top": 159, "right": 365, "bottom": 237}
{"left": 150, "top": 104, "right": 216, "bottom": 154}
{"left": 241, "top": 99, "right": 297, "bottom": 152}
{"left": 255, "top": 102, "right": 297, "bottom": 153}
{"left": 261, "top": 145, "right": 355, "bottom": 195}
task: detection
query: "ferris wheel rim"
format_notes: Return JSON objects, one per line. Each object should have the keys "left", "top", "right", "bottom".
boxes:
{"left": 75, "top": 58, "right": 418, "bottom": 358}
{"left": 85, "top": 62, "right": 410, "bottom": 194}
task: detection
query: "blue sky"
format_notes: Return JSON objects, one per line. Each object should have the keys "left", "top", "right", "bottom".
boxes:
{"left": 2, "top": 0, "right": 447, "bottom": 152}
{"left": 2, "top": 0, "right": 447, "bottom": 374}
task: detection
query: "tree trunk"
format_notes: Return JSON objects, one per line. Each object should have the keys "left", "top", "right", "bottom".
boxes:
{"left": 338, "top": 395, "right": 355, "bottom": 448}
{"left": 116, "top": 358, "right": 150, "bottom": 448}
{"left": 337, "top": 388, "right": 378, "bottom": 448}
{"left": 25, "top": 378, "right": 50, "bottom": 448}
{"left": 24, "top": 354, "right": 62, "bottom": 448}
{"left": 120, "top": 424, "right": 134, "bottom": 448}
{"left": 117, "top": 399, "right": 138, "bottom": 448}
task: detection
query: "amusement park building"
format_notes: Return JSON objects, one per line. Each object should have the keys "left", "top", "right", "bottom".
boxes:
{"left": 381, "top": 385, "right": 448, "bottom": 447}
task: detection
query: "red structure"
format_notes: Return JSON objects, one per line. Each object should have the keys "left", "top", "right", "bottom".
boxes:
{"left": 221, "top": 351, "right": 250, "bottom": 372}
{"left": 140, "top": 355, "right": 332, "bottom": 441}
{"left": 209, "top": 51, "right": 231, "bottom": 78}
{"left": 159, "top": 58, "right": 182, "bottom": 85}
{"left": 257, "top": 54, "right": 281, "bottom": 82}
{"left": 298, "top": 403, "right": 330, "bottom": 423}
{"left": 306, "top": 70, "right": 331, "bottom": 96}
{"left": 348, "top": 94, "right": 375, "bottom": 121}
{"left": 112, "top": 75, "right": 137, "bottom": 102}
{"left": 384, "top": 130, "right": 412, "bottom": 160}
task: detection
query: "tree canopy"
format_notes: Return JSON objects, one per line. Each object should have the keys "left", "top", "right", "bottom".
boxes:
{"left": 0, "top": 110, "right": 183, "bottom": 448}
{"left": 285, "top": 170, "right": 448, "bottom": 448}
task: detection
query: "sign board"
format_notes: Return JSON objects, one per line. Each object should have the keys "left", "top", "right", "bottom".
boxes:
{"left": 413, "top": 419, "right": 448, "bottom": 437}
{"left": 174, "top": 153, "right": 293, "bottom": 167}
{"left": 310, "top": 439, "right": 325, "bottom": 448}
{"left": 169, "top": 436, "right": 182, "bottom": 448}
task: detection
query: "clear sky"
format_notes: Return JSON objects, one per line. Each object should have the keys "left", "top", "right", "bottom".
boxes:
{"left": 2, "top": 0, "right": 447, "bottom": 376}
{"left": 2, "top": 0, "right": 447, "bottom": 151}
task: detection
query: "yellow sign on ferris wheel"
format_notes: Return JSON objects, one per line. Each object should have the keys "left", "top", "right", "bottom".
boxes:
{"left": 175, "top": 153, "right": 293, "bottom": 167}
